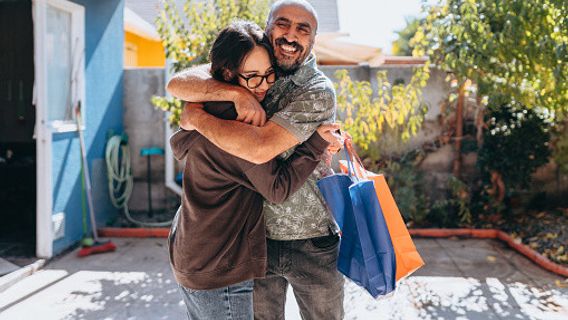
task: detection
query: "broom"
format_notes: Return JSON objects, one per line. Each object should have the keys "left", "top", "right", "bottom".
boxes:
{"left": 75, "top": 102, "right": 117, "bottom": 257}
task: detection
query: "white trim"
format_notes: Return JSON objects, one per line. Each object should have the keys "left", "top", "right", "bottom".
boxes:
{"left": 164, "top": 119, "right": 182, "bottom": 196}
{"left": 44, "top": 0, "right": 83, "bottom": 12}
{"left": 33, "top": 0, "right": 85, "bottom": 258}
{"left": 164, "top": 59, "right": 182, "bottom": 196}
{"left": 51, "top": 122, "right": 85, "bottom": 133}
{"left": 33, "top": 0, "right": 53, "bottom": 259}
{"left": 124, "top": 7, "right": 160, "bottom": 41}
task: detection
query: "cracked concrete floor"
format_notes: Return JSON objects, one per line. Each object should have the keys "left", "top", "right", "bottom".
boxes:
{"left": 0, "top": 237, "right": 566, "bottom": 320}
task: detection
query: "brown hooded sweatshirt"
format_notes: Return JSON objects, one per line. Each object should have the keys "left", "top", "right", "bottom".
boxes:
{"left": 168, "top": 102, "right": 329, "bottom": 290}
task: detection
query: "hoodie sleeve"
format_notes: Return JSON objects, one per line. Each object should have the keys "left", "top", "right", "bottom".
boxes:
{"left": 232, "top": 132, "right": 330, "bottom": 204}
{"left": 169, "top": 129, "right": 200, "bottom": 160}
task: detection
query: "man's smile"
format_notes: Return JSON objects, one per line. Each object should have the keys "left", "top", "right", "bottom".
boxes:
{"left": 275, "top": 38, "right": 303, "bottom": 57}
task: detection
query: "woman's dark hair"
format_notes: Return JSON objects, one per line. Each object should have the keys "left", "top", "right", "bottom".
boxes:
{"left": 209, "top": 20, "right": 273, "bottom": 84}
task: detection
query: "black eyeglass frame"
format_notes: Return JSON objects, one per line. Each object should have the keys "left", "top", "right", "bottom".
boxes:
{"left": 237, "top": 71, "right": 276, "bottom": 89}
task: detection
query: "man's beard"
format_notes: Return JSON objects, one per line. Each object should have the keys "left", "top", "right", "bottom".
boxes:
{"left": 273, "top": 37, "right": 312, "bottom": 74}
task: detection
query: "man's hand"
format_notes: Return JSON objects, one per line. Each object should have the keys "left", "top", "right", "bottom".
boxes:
{"left": 327, "top": 130, "right": 352, "bottom": 154}
{"left": 180, "top": 102, "right": 204, "bottom": 131}
{"left": 232, "top": 89, "right": 266, "bottom": 127}
{"left": 316, "top": 123, "right": 343, "bottom": 151}
{"left": 166, "top": 64, "right": 265, "bottom": 127}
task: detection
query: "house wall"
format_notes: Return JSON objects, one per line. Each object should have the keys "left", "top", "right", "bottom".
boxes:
{"left": 124, "top": 31, "right": 165, "bottom": 68}
{"left": 52, "top": 0, "right": 124, "bottom": 255}
{"left": 308, "top": 0, "right": 340, "bottom": 32}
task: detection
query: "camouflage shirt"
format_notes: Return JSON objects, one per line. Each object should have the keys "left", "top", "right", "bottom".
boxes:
{"left": 262, "top": 54, "right": 338, "bottom": 240}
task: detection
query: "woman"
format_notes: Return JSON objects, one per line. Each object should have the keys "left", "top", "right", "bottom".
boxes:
{"left": 168, "top": 20, "right": 341, "bottom": 319}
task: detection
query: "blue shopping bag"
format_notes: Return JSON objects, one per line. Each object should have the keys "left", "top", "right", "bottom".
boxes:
{"left": 317, "top": 148, "right": 396, "bottom": 298}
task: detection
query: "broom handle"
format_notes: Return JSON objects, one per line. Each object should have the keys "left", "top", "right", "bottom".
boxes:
{"left": 76, "top": 104, "right": 99, "bottom": 242}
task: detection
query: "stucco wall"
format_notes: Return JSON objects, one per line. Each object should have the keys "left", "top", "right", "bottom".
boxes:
{"left": 320, "top": 65, "right": 453, "bottom": 200}
{"left": 123, "top": 68, "right": 169, "bottom": 212}
{"left": 320, "top": 64, "right": 567, "bottom": 202}
{"left": 52, "top": 0, "right": 124, "bottom": 255}
{"left": 320, "top": 65, "right": 449, "bottom": 154}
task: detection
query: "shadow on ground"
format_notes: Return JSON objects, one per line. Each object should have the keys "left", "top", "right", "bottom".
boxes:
{"left": 1, "top": 238, "right": 566, "bottom": 320}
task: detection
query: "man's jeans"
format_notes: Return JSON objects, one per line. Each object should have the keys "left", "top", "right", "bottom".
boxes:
{"left": 253, "top": 234, "right": 345, "bottom": 320}
{"left": 178, "top": 279, "right": 254, "bottom": 320}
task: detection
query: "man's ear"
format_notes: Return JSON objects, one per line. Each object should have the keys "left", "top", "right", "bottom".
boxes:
{"left": 222, "top": 68, "right": 234, "bottom": 82}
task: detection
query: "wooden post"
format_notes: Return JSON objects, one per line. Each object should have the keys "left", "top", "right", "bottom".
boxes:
{"left": 453, "top": 81, "right": 467, "bottom": 178}
{"left": 475, "top": 95, "right": 484, "bottom": 148}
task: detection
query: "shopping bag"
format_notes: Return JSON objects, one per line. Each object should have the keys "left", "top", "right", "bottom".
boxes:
{"left": 317, "top": 149, "right": 396, "bottom": 298}
{"left": 339, "top": 142, "right": 424, "bottom": 281}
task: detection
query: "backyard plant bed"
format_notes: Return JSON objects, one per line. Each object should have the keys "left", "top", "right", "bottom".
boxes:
{"left": 481, "top": 208, "right": 568, "bottom": 267}
{"left": 408, "top": 205, "right": 568, "bottom": 277}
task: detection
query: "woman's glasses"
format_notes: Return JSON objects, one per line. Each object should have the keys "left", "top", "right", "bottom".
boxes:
{"left": 238, "top": 71, "right": 276, "bottom": 89}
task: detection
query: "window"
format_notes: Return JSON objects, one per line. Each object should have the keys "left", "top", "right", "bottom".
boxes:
{"left": 44, "top": 0, "right": 84, "bottom": 132}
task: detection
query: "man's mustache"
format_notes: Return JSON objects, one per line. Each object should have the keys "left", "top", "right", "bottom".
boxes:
{"left": 274, "top": 38, "right": 304, "bottom": 53}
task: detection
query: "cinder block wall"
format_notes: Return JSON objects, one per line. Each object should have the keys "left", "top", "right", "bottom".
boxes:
{"left": 123, "top": 66, "right": 567, "bottom": 210}
{"left": 320, "top": 65, "right": 454, "bottom": 200}
{"left": 123, "top": 68, "right": 169, "bottom": 212}
{"left": 320, "top": 64, "right": 567, "bottom": 202}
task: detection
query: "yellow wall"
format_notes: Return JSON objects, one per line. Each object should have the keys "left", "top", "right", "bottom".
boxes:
{"left": 124, "top": 31, "right": 166, "bottom": 68}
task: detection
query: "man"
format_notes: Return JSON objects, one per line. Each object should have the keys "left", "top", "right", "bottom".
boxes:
{"left": 167, "top": 1, "right": 344, "bottom": 319}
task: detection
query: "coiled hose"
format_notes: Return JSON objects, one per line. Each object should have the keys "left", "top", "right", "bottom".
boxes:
{"left": 105, "top": 135, "right": 172, "bottom": 227}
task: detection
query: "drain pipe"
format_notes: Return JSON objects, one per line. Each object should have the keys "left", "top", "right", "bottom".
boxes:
{"left": 164, "top": 118, "right": 182, "bottom": 196}
{"left": 164, "top": 59, "right": 182, "bottom": 196}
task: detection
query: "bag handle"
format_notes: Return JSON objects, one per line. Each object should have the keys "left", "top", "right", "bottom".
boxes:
{"left": 344, "top": 140, "right": 368, "bottom": 180}
{"left": 342, "top": 144, "right": 357, "bottom": 179}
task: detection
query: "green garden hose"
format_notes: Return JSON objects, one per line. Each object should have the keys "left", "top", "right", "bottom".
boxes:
{"left": 105, "top": 135, "right": 171, "bottom": 227}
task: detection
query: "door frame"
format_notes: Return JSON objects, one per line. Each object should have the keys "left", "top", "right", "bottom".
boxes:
{"left": 33, "top": 0, "right": 85, "bottom": 258}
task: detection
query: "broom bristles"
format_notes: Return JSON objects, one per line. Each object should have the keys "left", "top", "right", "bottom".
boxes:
{"left": 77, "top": 241, "right": 117, "bottom": 257}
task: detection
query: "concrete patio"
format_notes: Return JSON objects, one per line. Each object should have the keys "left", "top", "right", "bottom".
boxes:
{"left": 0, "top": 237, "right": 566, "bottom": 320}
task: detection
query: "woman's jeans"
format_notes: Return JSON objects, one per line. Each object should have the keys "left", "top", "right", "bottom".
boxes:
{"left": 178, "top": 279, "right": 254, "bottom": 320}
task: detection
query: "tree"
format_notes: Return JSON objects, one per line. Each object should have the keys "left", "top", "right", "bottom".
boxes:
{"left": 334, "top": 66, "right": 430, "bottom": 160}
{"left": 152, "top": 0, "right": 271, "bottom": 125}
{"left": 391, "top": 17, "right": 422, "bottom": 56}
{"left": 416, "top": 0, "right": 568, "bottom": 114}
{"left": 413, "top": 0, "right": 568, "bottom": 208}
{"left": 477, "top": 96, "right": 553, "bottom": 201}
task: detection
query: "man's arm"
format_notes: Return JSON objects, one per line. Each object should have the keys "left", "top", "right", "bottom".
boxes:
{"left": 182, "top": 86, "right": 338, "bottom": 164}
{"left": 166, "top": 64, "right": 237, "bottom": 102}
{"left": 184, "top": 104, "right": 299, "bottom": 164}
{"left": 167, "top": 64, "right": 266, "bottom": 126}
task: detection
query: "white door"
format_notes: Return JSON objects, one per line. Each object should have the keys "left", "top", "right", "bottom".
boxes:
{"left": 33, "top": 0, "right": 85, "bottom": 258}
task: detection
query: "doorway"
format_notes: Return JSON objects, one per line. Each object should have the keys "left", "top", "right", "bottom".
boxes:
{"left": 0, "top": 0, "right": 37, "bottom": 267}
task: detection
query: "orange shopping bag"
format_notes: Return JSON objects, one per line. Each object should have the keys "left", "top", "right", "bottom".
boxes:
{"left": 339, "top": 142, "right": 425, "bottom": 281}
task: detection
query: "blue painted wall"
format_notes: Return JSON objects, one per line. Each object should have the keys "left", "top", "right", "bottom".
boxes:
{"left": 52, "top": 0, "right": 124, "bottom": 255}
